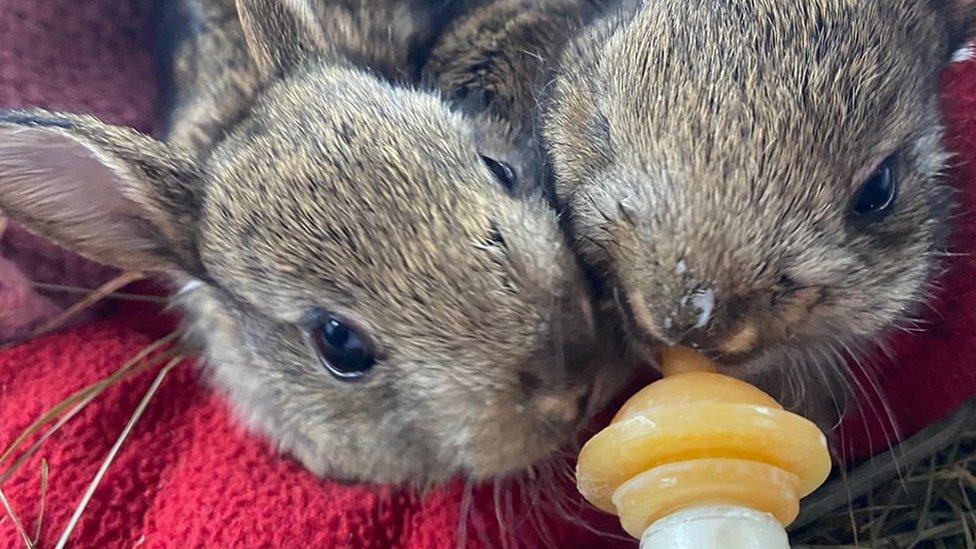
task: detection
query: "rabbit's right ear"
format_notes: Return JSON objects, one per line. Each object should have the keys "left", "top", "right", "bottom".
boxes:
{"left": 236, "top": 0, "right": 328, "bottom": 80}
{"left": 0, "top": 109, "right": 203, "bottom": 273}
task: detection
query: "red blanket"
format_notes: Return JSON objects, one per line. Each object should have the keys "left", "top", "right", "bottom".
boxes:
{"left": 1, "top": 1, "right": 975, "bottom": 547}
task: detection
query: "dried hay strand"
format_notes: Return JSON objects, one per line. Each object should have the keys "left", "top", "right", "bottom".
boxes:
{"left": 0, "top": 485, "right": 31, "bottom": 548}
{"left": 27, "top": 281, "right": 167, "bottom": 304}
{"left": 16, "top": 270, "right": 146, "bottom": 345}
{"left": 792, "top": 398, "right": 976, "bottom": 548}
{"left": 0, "top": 460, "right": 46, "bottom": 549}
{"left": 54, "top": 355, "right": 184, "bottom": 549}
{"left": 0, "top": 334, "right": 185, "bottom": 549}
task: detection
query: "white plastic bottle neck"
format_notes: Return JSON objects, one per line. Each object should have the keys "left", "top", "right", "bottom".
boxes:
{"left": 640, "top": 505, "right": 790, "bottom": 549}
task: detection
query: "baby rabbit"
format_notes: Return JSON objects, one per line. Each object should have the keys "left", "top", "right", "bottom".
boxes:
{"left": 542, "top": 0, "right": 975, "bottom": 384}
{"left": 0, "top": 0, "right": 626, "bottom": 484}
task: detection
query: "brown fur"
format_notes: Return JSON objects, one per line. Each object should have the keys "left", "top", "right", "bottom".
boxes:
{"left": 0, "top": 0, "right": 630, "bottom": 484}
{"left": 161, "top": 0, "right": 436, "bottom": 153}
{"left": 423, "top": 0, "right": 601, "bottom": 188}
{"left": 542, "top": 0, "right": 974, "bottom": 398}
{"left": 161, "top": 0, "right": 261, "bottom": 152}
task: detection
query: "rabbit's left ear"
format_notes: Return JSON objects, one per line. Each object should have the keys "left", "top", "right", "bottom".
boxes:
{"left": 0, "top": 109, "right": 204, "bottom": 272}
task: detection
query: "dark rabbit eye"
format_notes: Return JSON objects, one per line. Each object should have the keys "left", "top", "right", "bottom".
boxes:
{"left": 307, "top": 312, "right": 376, "bottom": 380}
{"left": 851, "top": 156, "right": 898, "bottom": 221}
{"left": 481, "top": 155, "right": 517, "bottom": 191}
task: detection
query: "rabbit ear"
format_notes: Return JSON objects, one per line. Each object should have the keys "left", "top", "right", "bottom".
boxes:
{"left": 0, "top": 109, "right": 203, "bottom": 272}
{"left": 236, "top": 0, "right": 329, "bottom": 79}
{"left": 933, "top": 0, "right": 976, "bottom": 53}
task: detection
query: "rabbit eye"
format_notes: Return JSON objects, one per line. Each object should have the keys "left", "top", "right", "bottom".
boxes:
{"left": 307, "top": 311, "right": 376, "bottom": 380}
{"left": 851, "top": 156, "right": 898, "bottom": 221}
{"left": 481, "top": 155, "right": 517, "bottom": 191}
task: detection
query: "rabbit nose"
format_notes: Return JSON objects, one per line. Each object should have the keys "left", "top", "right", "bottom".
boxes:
{"left": 532, "top": 384, "right": 591, "bottom": 425}
{"left": 659, "top": 291, "right": 763, "bottom": 361}
{"left": 620, "top": 286, "right": 717, "bottom": 346}
{"left": 623, "top": 279, "right": 764, "bottom": 362}
{"left": 660, "top": 287, "right": 717, "bottom": 347}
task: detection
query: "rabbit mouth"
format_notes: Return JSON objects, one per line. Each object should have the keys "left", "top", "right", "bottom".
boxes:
{"left": 609, "top": 282, "right": 803, "bottom": 374}
{"left": 458, "top": 365, "right": 628, "bottom": 480}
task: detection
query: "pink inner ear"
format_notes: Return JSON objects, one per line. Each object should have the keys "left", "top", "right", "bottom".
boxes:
{"left": 0, "top": 126, "right": 143, "bottom": 224}
{"left": 0, "top": 125, "right": 162, "bottom": 259}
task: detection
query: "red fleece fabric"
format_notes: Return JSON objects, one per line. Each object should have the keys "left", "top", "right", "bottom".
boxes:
{"left": 0, "top": 1, "right": 975, "bottom": 547}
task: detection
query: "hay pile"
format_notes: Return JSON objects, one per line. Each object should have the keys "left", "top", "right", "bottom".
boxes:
{"left": 792, "top": 399, "right": 976, "bottom": 548}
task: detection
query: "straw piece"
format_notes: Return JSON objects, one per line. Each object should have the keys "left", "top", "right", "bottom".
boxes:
{"left": 794, "top": 399, "right": 976, "bottom": 530}
{"left": 19, "top": 270, "right": 145, "bottom": 343}
{"left": 33, "top": 460, "right": 47, "bottom": 546}
{"left": 0, "top": 486, "right": 32, "bottom": 548}
{"left": 54, "top": 356, "right": 183, "bottom": 549}
{"left": 0, "top": 348, "right": 180, "bottom": 488}
{"left": 29, "top": 281, "right": 168, "bottom": 304}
